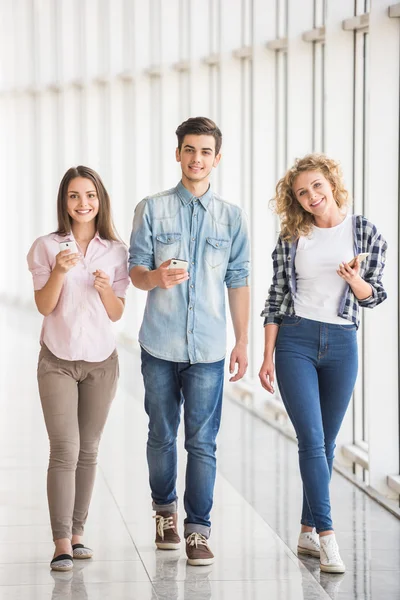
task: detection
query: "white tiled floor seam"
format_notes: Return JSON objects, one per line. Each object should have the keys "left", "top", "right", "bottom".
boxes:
{"left": 97, "top": 465, "right": 156, "bottom": 586}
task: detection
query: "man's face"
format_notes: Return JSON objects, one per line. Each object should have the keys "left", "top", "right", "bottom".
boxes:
{"left": 176, "top": 134, "right": 221, "bottom": 183}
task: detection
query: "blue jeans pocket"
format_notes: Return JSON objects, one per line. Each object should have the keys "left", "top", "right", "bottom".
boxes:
{"left": 337, "top": 324, "right": 357, "bottom": 331}
{"left": 280, "top": 315, "right": 303, "bottom": 327}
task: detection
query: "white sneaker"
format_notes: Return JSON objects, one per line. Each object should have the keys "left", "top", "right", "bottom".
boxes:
{"left": 319, "top": 534, "right": 346, "bottom": 573}
{"left": 297, "top": 529, "right": 320, "bottom": 558}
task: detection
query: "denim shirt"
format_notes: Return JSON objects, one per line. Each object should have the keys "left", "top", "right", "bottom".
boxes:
{"left": 129, "top": 181, "right": 250, "bottom": 364}
{"left": 261, "top": 214, "right": 387, "bottom": 329}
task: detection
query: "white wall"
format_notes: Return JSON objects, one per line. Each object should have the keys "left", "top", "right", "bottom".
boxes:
{"left": 0, "top": 0, "right": 399, "bottom": 502}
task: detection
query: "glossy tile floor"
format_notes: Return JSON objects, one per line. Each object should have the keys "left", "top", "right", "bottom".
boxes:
{"left": 1, "top": 306, "right": 399, "bottom": 599}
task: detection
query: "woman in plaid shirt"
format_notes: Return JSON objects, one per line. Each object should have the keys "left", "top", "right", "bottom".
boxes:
{"left": 259, "top": 154, "right": 387, "bottom": 574}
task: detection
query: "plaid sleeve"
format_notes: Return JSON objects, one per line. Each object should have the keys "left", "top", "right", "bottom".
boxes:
{"left": 359, "top": 220, "right": 387, "bottom": 308}
{"left": 260, "top": 236, "right": 288, "bottom": 325}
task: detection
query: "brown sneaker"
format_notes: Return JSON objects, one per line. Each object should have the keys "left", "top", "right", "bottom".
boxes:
{"left": 154, "top": 511, "right": 181, "bottom": 550}
{"left": 185, "top": 532, "right": 214, "bottom": 566}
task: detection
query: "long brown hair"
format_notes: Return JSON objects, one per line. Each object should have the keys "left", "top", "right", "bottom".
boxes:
{"left": 272, "top": 154, "right": 351, "bottom": 241}
{"left": 55, "top": 166, "right": 120, "bottom": 241}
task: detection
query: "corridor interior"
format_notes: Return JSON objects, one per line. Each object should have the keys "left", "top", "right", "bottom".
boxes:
{"left": 0, "top": 305, "right": 399, "bottom": 600}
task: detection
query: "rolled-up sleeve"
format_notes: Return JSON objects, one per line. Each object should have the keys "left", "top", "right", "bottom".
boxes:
{"left": 359, "top": 230, "right": 388, "bottom": 308}
{"left": 27, "top": 237, "right": 51, "bottom": 291}
{"left": 260, "top": 237, "right": 288, "bottom": 326}
{"left": 112, "top": 245, "right": 130, "bottom": 298}
{"left": 224, "top": 209, "right": 250, "bottom": 289}
{"left": 129, "top": 199, "right": 155, "bottom": 273}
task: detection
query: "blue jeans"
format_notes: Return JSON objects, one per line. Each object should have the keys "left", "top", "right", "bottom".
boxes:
{"left": 141, "top": 348, "right": 225, "bottom": 538}
{"left": 275, "top": 316, "right": 358, "bottom": 533}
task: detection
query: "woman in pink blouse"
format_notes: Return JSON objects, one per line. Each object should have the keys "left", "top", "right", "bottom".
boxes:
{"left": 27, "top": 166, "right": 129, "bottom": 571}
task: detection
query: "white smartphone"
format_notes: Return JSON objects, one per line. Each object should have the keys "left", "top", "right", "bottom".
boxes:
{"left": 348, "top": 252, "right": 369, "bottom": 268}
{"left": 168, "top": 258, "right": 189, "bottom": 271}
{"left": 59, "top": 240, "right": 78, "bottom": 254}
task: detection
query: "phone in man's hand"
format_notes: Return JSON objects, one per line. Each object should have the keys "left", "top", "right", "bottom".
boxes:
{"left": 347, "top": 252, "right": 369, "bottom": 268}
{"left": 168, "top": 258, "right": 189, "bottom": 271}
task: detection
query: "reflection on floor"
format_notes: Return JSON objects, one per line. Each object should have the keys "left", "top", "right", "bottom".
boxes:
{"left": 0, "top": 306, "right": 399, "bottom": 599}
{"left": 217, "top": 393, "right": 400, "bottom": 600}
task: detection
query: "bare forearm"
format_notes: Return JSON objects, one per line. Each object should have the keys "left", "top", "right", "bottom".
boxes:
{"left": 98, "top": 289, "right": 125, "bottom": 322}
{"left": 130, "top": 266, "right": 157, "bottom": 291}
{"left": 350, "top": 277, "right": 373, "bottom": 301}
{"left": 337, "top": 259, "right": 374, "bottom": 301}
{"left": 228, "top": 286, "right": 250, "bottom": 343}
{"left": 34, "top": 270, "right": 65, "bottom": 316}
{"left": 264, "top": 324, "right": 279, "bottom": 359}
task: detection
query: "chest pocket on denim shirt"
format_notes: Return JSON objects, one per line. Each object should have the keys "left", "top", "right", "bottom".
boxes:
{"left": 205, "top": 237, "right": 230, "bottom": 268}
{"left": 156, "top": 233, "right": 181, "bottom": 264}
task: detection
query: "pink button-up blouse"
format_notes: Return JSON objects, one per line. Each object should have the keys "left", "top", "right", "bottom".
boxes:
{"left": 27, "top": 232, "right": 130, "bottom": 362}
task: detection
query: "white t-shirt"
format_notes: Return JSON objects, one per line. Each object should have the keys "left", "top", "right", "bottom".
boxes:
{"left": 294, "top": 215, "right": 354, "bottom": 325}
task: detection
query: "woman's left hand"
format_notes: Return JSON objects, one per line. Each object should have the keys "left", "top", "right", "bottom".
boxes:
{"left": 93, "top": 269, "right": 112, "bottom": 294}
{"left": 337, "top": 257, "right": 361, "bottom": 283}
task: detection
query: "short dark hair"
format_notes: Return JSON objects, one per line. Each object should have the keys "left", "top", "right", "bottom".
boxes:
{"left": 175, "top": 117, "right": 222, "bottom": 155}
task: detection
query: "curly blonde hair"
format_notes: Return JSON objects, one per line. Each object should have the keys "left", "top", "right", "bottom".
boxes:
{"left": 272, "top": 154, "right": 351, "bottom": 241}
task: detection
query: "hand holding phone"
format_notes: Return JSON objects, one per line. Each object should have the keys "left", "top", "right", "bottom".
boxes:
{"left": 347, "top": 252, "right": 369, "bottom": 268}
{"left": 168, "top": 258, "right": 189, "bottom": 271}
{"left": 55, "top": 240, "right": 80, "bottom": 274}
{"left": 155, "top": 258, "right": 189, "bottom": 289}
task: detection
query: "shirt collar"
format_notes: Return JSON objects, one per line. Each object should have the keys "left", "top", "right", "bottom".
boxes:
{"left": 176, "top": 180, "right": 213, "bottom": 210}
{"left": 51, "top": 231, "right": 109, "bottom": 247}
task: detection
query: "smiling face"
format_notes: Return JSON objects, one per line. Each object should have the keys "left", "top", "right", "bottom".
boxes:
{"left": 176, "top": 134, "right": 221, "bottom": 185}
{"left": 66, "top": 177, "right": 99, "bottom": 224}
{"left": 293, "top": 170, "right": 338, "bottom": 217}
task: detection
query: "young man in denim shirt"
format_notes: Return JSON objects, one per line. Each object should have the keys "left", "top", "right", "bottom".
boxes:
{"left": 129, "top": 117, "right": 250, "bottom": 565}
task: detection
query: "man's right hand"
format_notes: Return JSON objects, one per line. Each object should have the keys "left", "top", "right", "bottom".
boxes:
{"left": 152, "top": 260, "right": 189, "bottom": 289}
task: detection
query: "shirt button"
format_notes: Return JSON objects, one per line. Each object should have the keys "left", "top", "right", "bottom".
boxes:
{"left": 189, "top": 306, "right": 193, "bottom": 310}
{"left": 190, "top": 285, "right": 194, "bottom": 288}
{"left": 188, "top": 330, "right": 192, "bottom": 334}
{"left": 191, "top": 261, "right": 195, "bottom": 265}
{"left": 192, "top": 237, "right": 195, "bottom": 241}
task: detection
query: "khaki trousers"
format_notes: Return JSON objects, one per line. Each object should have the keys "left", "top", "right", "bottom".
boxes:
{"left": 37, "top": 344, "right": 118, "bottom": 541}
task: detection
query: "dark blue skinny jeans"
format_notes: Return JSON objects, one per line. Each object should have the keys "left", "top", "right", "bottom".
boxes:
{"left": 275, "top": 316, "right": 358, "bottom": 533}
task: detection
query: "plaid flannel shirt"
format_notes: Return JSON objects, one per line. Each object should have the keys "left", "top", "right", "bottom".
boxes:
{"left": 261, "top": 214, "right": 387, "bottom": 328}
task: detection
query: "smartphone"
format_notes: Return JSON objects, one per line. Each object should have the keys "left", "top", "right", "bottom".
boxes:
{"left": 348, "top": 252, "right": 369, "bottom": 268}
{"left": 168, "top": 258, "right": 189, "bottom": 271}
{"left": 59, "top": 240, "right": 78, "bottom": 254}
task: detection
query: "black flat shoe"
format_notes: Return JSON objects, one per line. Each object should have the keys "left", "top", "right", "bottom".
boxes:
{"left": 50, "top": 553, "right": 73, "bottom": 571}
{"left": 72, "top": 543, "right": 93, "bottom": 559}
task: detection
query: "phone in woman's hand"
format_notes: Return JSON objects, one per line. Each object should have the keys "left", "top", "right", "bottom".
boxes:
{"left": 348, "top": 252, "right": 369, "bottom": 268}
{"left": 59, "top": 240, "right": 78, "bottom": 254}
